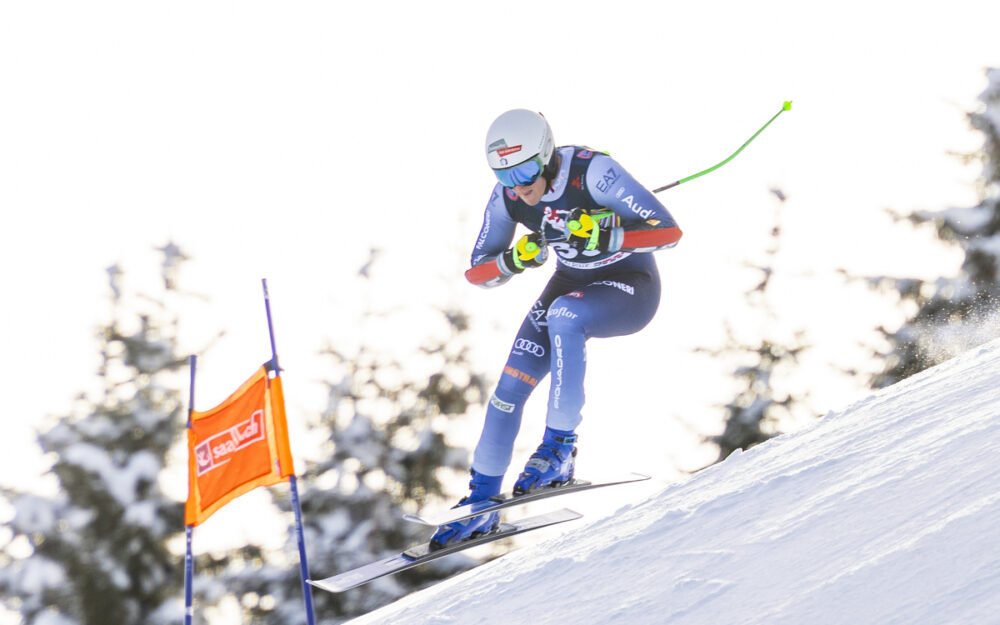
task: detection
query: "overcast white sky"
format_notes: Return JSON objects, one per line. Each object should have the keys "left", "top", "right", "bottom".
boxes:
{"left": 1, "top": 1, "right": 998, "bottom": 534}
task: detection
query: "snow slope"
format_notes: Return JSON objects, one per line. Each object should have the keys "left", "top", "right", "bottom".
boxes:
{"left": 343, "top": 338, "right": 1000, "bottom": 625}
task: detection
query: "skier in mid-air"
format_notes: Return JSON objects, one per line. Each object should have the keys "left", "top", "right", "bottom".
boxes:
{"left": 431, "top": 109, "right": 683, "bottom": 549}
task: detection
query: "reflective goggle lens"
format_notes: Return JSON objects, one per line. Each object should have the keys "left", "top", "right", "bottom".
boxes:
{"left": 493, "top": 157, "right": 542, "bottom": 188}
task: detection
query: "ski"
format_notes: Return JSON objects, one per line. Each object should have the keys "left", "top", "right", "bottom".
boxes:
{"left": 403, "top": 472, "right": 649, "bottom": 527}
{"left": 308, "top": 508, "right": 582, "bottom": 593}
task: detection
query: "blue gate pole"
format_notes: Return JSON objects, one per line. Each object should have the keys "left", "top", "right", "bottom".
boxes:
{"left": 184, "top": 355, "right": 197, "bottom": 625}
{"left": 184, "top": 525, "right": 194, "bottom": 625}
{"left": 262, "top": 279, "right": 316, "bottom": 625}
{"left": 289, "top": 474, "right": 315, "bottom": 624}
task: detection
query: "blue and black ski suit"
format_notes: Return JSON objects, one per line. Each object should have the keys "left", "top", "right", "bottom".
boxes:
{"left": 467, "top": 146, "right": 682, "bottom": 477}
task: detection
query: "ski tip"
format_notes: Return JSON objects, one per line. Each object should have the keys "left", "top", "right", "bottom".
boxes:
{"left": 309, "top": 571, "right": 373, "bottom": 593}
{"left": 553, "top": 507, "right": 584, "bottom": 522}
{"left": 307, "top": 578, "right": 339, "bottom": 593}
{"left": 403, "top": 513, "right": 432, "bottom": 526}
{"left": 783, "top": 100, "right": 793, "bottom": 111}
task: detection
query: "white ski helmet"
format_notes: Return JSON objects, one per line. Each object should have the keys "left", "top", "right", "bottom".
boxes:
{"left": 485, "top": 109, "right": 555, "bottom": 186}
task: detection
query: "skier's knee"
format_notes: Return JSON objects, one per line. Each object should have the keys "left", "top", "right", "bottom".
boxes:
{"left": 494, "top": 373, "right": 535, "bottom": 403}
{"left": 546, "top": 297, "right": 584, "bottom": 331}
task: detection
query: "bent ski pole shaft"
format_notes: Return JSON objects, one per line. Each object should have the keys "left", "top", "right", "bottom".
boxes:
{"left": 652, "top": 101, "right": 792, "bottom": 193}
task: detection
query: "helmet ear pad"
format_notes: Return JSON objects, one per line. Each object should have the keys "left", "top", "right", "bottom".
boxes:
{"left": 541, "top": 151, "right": 560, "bottom": 189}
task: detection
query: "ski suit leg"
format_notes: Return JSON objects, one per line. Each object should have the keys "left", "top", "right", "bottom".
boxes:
{"left": 472, "top": 275, "right": 579, "bottom": 476}
{"left": 544, "top": 270, "right": 661, "bottom": 432}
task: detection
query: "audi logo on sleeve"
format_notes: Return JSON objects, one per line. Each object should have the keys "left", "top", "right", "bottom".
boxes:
{"left": 513, "top": 339, "right": 546, "bottom": 357}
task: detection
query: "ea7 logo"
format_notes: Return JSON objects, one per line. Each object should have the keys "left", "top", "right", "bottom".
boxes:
{"left": 595, "top": 166, "right": 620, "bottom": 193}
{"left": 514, "top": 338, "right": 546, "bottom": 357}
{"left": 529, "top": 299, "right": 549, "bottom": 330}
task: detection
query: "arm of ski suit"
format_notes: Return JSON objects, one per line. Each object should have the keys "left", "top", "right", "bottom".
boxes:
{"left": 584, "top": 153, "right": 682, "bottom": 253}
{"left": 464, "top": 184, "right": 522, "bottom": 288}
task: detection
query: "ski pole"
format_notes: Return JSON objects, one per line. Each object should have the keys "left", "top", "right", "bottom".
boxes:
{"left": 652, "top": 101, "right": 792, "bottom": 193}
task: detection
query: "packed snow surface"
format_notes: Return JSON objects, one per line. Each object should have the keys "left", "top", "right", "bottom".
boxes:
{"left": 344, "top": 338, "right": 1000, "bottom": 625}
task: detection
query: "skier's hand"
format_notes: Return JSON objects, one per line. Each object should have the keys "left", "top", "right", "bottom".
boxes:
{"left": 500, "top": 233, "right": 547, "bottom": 274}
{"left": 566, "top": 208, "right": 623, "bottom": 253}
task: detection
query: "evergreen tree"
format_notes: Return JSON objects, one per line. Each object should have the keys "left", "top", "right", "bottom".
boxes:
{"left": 0, "top": 245, "right": 192, "bottom": 624}
{"left": 872, "top": 68, "right": 1000, "bottom": 388}
{"left": 224, "top": 259, "right": 490, "bottom": 624}
{"left": 702, "top": 190, "right": 808, "bottom": 463}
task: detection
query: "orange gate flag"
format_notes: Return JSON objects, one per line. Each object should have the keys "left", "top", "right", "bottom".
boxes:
{"left": 185, "top": 366, "right": 295, "bottom": 526}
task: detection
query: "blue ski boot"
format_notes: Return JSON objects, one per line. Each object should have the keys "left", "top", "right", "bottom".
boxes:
{"left": 430, "top": 470, "right": 503, "bottom": 550}
{"left": 513, "top": 427, "right": 577, "bottom": 495}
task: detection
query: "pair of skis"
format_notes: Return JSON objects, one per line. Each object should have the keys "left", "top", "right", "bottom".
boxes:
{"left": 308, "top": 473, "right": 649, "bottom": 593}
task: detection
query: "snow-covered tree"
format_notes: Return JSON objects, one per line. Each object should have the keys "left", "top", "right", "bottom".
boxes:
{"left": 225, "top": 259, "right": 490, "bottom": 624}
{"left": 702, "top": 190, "right": 808, "bottom": 463}
{"left": 872, "top": 68, "right": 1000, "bottom": 388}
{"left": 0, "top": 245, "right": 191, "bottom": 624}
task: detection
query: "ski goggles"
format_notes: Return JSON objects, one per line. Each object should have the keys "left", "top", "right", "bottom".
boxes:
{"left": 492, "top": 155, "right": 544, "bottom": 188}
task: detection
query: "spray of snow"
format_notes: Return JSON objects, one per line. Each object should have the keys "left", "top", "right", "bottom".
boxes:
{"left": 910, "top": 304, "right": 1000, "bottom": 367}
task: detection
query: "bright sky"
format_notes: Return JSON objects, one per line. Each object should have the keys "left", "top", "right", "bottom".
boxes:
{"left": 1, "top": 0, "right": 998, "bottom": 575}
